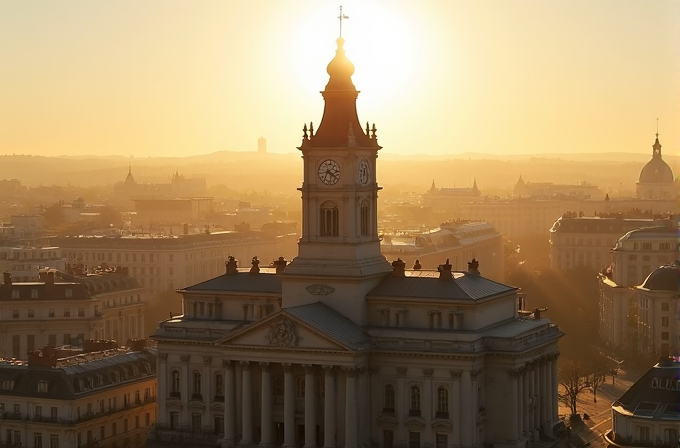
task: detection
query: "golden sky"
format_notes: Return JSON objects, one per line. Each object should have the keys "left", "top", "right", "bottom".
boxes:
{"left": 0, "top": 0, "right": 677, "bottom": 157}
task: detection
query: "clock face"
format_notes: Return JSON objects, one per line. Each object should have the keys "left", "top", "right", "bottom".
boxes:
{"left": 358, "top": 159, "right": 370, "bottom": 185}
{"left": 318, "top": 159, "right": 341, "bottom": 185}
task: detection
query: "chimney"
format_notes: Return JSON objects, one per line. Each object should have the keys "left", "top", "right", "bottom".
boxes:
{"left": 413, "top": 259, "right": 422, "bottom": 270}
{"left": 83, "top": 339, "right": 118, "bottom": 353}
{"left": 3, "top": 272, "right": 11, "bottom": 285}
{"left": 38, "top": 269, "right": 48, "bottom": 281}
{"left": 274, "top": 256, "right": 287, "bottom": 274}
{"left": 249, "top": 256, "right": 260, "bottom": 274}
{"left": 391, "top": 258, "right": 406, "bottom": 277}
{"left": 438, "top": 259, "right": 453, "bottom": 281}
{"left": 467, "top": 258, "right": 480, "bottom": 276}
{"left": 225, "top": 256, "right": 238, "bottom": 275}
{"left": 183, "top": 223, "right": 189, "bottom": 235}
{"left": 46, "top": 270, "right": 55, "bottom": 285}
{"left": 28, "top": 347, "right": 58, "bottom": 368}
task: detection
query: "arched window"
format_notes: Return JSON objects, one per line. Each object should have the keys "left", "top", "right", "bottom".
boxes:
{"left": 410, "top": 386, "right": 421, "bottom": 416}
{"left": 192, "top": 372, "right": 202, "bottom": 398}
{"left": 214, "top": 373, "right": 224, "bottom": 399}
{"left": 383, "top": 384, "right": 395, "bottom": 413}
{"left": 296, "top": 376, "right": 305, "bottom": 398}
{"left": 320, "top": 201, "right": 339, "bottom": 237}
{"left": 360, "top": 200, "right": 370, "bottom": 236}
{"left": 436, "top": 387, "right": 449, "bottom": 418}
{"left": 171, "top": 370, "right": 180, "bottom": 397}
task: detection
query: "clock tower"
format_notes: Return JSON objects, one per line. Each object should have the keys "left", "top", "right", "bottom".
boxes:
{"left": 282, "top": 37, "right": 392, "bottom": 323}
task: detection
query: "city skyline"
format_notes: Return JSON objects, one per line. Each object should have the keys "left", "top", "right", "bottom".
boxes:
{"left": 0, "top": 0, "right": 677, "bottom": 158}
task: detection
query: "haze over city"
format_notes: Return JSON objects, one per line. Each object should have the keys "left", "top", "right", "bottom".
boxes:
{"left": 1, "top": 0, "right": 678, "bottom": 158}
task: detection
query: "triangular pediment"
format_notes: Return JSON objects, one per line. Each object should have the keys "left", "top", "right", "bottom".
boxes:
{"left": 215, "top": 309, "right": 357, "bottom": 353}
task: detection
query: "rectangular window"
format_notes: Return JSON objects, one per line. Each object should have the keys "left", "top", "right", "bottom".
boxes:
{"left": 78, "top": 307, "right": 85, "bottom": 317}
{"left": 12, "top": 335, "right": 19, "bottom": 358}
{"left": 28, "top": 309, "right": 34, "bottom": 318}
{"left": 100, "top": 426, "right": 105, "bottom": 440}
{"left": 641, "top": 243, "right": 652, "bottom": 251}
{"left": 662, "top": 316, "right": 669, "bottom": 327}
{"left": 11, "top": 289, "right": 19, "bottom": 299}
{"left": 170, "top": 412, "right": 179, "bottom": 429}
{"left": 48, "top": 309, "right": 55, "bottom": 318}
{"left": 49, "top": 434, "right": 59, "bottom": 448}
{"left": 150, "top": 254, "right": 154, "bottom": 262}
{"left": 63, "top": 308, "right": 70, "bottom": 317}
{"left": 65, "top": 289, "right": 72, "bottom": 298}
{"left": 662, "top": 303, "right": 669, "bottom": 312}
{"left": 409, "top": 431, "right": 421, "bottom": 448}
{"left": 12, "top": 309, "right": 19, "bottom": 318}
{"left": 35, "top": 405, "right": 42, "bottom": 419}
{"left": 436, "top": 434, "right": 447, "bottom": 448}
{"left": 169, "top": 254, "right": 174, "bottom": 262}
{"left": 63, "top": 334, "right": 71, "bottom": 346}
{"left": 31, "top": 289, "right": 38, "bottom": 298}
{"left": 192, "top": 413, "right": 202, "bottom": 432}
{"left": 27, "top": 335, "right": 35, "bottom": 354}
{"left": 50, "top": 407, "right": 57, "bottom": 419}
{"left": 112, "top": 422, "right": 117, "bottom": 436}
{"left": 135, "top": 415, "right": 140, "bottom": 429}
{"left": 34, "top": 433, "right": 42, "bottom": 448}
{"left": 384, "top": 430, "right": 394, "bottom": 448}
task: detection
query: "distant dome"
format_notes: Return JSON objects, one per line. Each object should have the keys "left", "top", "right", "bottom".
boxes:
{"left": 639, "top": 135, "right": 674, "bottom": 184}
{"left": 640, "top": 263, "right": 680, "bottom": 291}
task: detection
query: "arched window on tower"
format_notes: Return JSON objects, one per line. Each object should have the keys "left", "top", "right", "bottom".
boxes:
{"left": 436, "top": 387, "right": 449, "bottom": 418}
{"left": 320, "top": 201, "right": 339, "bottom": 237}
{"left": 192, "top": 371, "right": 202, "bottom": 399}
{"left": 410, "top": 385, "right": 421, "bottom": 416}
{"left": 360, "top": 200, "right": 370, "bottom": 236}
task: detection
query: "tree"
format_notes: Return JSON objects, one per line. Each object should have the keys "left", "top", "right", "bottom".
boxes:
{"left": 558, "top": 357, "right": 589, "bottom": 417}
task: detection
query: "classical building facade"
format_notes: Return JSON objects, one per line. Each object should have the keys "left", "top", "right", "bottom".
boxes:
{"left": 0, "top": 340, "right": 157, "bottom": 448}
{"left": 635, "top": 263, "right": 680, "bottom": 356}
{"left": 56, "top": 231, "right": 298, "bottom": 294}
{"left": 0, "top": 267, "right": 147, "bottom": 359}
{"left": 549, "top": 212, "right": 668, "bottom": 271}
{"left": 598, "top": 218, "right": 679, "bottom": 351}
{"left": 606, "top": 355, "right": 680, "bottom": 448}
{"left": 151, "top": 36, "right": 564, "bottom": 448}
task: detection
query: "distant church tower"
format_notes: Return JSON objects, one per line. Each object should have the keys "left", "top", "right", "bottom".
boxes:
{"left": 282, "top": 36, "right": 392, "bottom": 323}
{"left": 258, "top": 137, "right": 267, "bottom": 153}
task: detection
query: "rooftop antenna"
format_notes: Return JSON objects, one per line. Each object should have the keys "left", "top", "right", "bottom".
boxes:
{"left": 338, "top": 4, "right": 349, "bottom": 38}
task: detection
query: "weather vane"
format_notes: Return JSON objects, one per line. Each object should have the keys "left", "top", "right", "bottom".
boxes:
{"left": 338, "top": 5, "right": 349, "bottom": 38}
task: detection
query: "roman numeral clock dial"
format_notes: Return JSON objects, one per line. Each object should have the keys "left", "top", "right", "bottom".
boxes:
{"left": 318, "top": 159, "right": 341, "bottom": 185}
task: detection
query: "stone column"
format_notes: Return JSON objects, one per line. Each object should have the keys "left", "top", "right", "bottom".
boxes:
{"left": 304, "top": 365, "right": 316, "bottom": 448}
{"left": 323, "top": 366, "right": 336, "bottom": 448}
{"left": 541, "top": 358, "right": 548, "bottom": 425}
{"left": 517, "top": 369, "right": 524, "bottom": 438}
{"left": 450, "top": 370, "right": 462, "bottom": 448}
{"left": 551, "top": 354, "right": 559, "bottom": 422}
{"left": 225, "top": 361, "right": 236, "bottom": 447}
{"left": 180, "top": 355, "right": 190, "bottom": 426}
{"left": 423, "top": 369, "right": 434, "bottom": 445}
{"left": 204, "top": 356, "right": 213, "bottom": 406}
{"left": 507, "top": 370, "right": 519, "bottom": 441}
{"left": 396, "top": 367, "right": 407, "bottom": 446}
{"left": 522, "top": 367, "right": 529, "bottom": 433}
{"left": 157, "top": 353, "right": 168, "bottom": 425}
{"left": 460, "top": 370, "right": 472, "bottom": 447}
{"left": 470, "top": 370, "right": 479, "bottom": 445}
{"left": 344, "top": 368, "right": 357, "bottom": 448}
{"left": 283, "top": 364, "right": 295, "bottom": 448}
{"left": 260, "top": 363, "right": 272, "bottom": 448}
{"left": 545, "top": 358, "right": 553, "bottom": 426}
{"left": 241, "top": 361, "right": 253, "bottom": 444}
{"left": 533, "top": 361, "right": 540, "bottom": 428}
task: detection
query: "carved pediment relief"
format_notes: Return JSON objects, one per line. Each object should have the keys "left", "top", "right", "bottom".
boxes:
{"left": 404, "top": 416, "right": 426, "bottom": 430}
{"left": 376, "top": 414, "right": 398, "bottom": 429}
{"left": 266, "top": 316, "right": 301, "bottom": 348}
{"left": 431, "top": 419, "right": 453, "bottom": 432}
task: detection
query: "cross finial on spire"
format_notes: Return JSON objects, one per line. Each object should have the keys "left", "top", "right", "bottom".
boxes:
{"left": 338, "top": 5, "right": 349, "bottom": 38}
{"left": 656, "top": 117, "right": 659, "bottom": 138}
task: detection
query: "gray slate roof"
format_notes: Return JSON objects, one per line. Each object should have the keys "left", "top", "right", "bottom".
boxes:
{"left": 367, "top": 270, "right": 516, "bottom": 300}
{"left": 285, "top": 302, "right": 372, "bottom": 351}
{"left": 182, "top": 269, "right": 282, "bottom": 294}
{"left": 613, "top": 357, "right": 680, "bottom": 420}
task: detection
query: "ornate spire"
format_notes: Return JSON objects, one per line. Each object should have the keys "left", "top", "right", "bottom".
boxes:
{"left": 653, "top": 119, "right": 662, "bottom": 157}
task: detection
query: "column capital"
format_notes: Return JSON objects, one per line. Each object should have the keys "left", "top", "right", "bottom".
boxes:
{"left": 282, "top": 363, "right": 292, "bottom": 373}
{"left": 396, "top": 367, "right": 407, "bottom": 376}
{"left": 369, "top": 366, "right": 380, "bottom": 375}
{"left": 422, "top": 368, "right": 434, "bottom": 377}
{"left": 158, "top": 352, "right": 168, "bottom": 362}
{"left": 180, "top": 354, "right": 190, "bottom": 363}
{"left": 203, "top": 356, "right": 212, "bottom": 365}
{"left": 470, "top": 369, "right": 480, "bottom": 380}
{"left": 343, "top": 366, "right": 358, "bottom": 378}
{"left": 260, "top": 362, "right": 270, "bottom": 372}
{"left": 323, "top": 365, "right": 336, "bottom": 376}
{"left": 449, "top": 370, "right": 462, "bottom": 379}
{"left": 303, "top": 364, "right": 314, "bottom": 374}
{"left": 223, "top": 360, "right": 234, "bottom": 370}
{"left": 240, "top": 360, "right": 251, "bottom": 370}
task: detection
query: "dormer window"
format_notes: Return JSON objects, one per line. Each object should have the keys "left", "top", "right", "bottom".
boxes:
{"left": 31, "top": 289, "right": 38, "bottom": 298}
{"left": 37, "top": 380, "right": 48, "bottom": 392}
{"left": 11, "top": 290, "right": 19, "bottom": 299}
{"left": 65, "top": 289, "right": 72, "bottom": 298}
{"left": 1, "top": 379, "right": 14, "bottom": 390}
